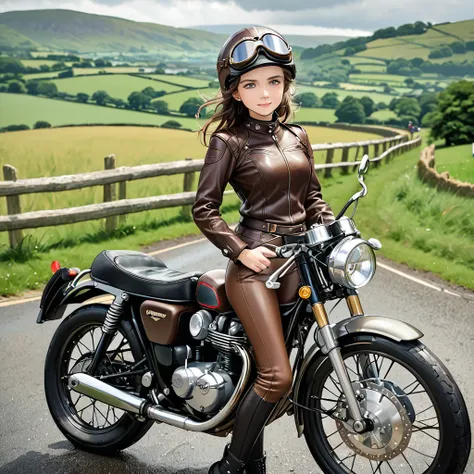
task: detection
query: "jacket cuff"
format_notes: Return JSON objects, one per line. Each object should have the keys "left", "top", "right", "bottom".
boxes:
{"left": 222, "top": 239, "right": 249, "bottom": 263}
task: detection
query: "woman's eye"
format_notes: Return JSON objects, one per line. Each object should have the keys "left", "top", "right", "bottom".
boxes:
{"left": 244, "top": 83, "right": 255, "bottom": 89}
{"left": 270, "top": 80, "right": 280, "bottom": 85}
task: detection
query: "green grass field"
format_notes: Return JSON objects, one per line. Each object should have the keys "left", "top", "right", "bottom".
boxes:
{"left": 155, "top": 88, "right": 219, "bottom": 111}
{"left": 357, "top": 64, "right": 387, "bottom": 73}
{"left": 21, "top": 59, "right": 74, "bottom": 68}
{"left": 293, "top": 107, "right": 337, "bottom": 122}
{"left": 22, "top": 70, "right": 67, "bottom": 80}
{"left": 371, "top": 109, "right": 398, "bottom": 121}
{"left": 51, "top": 74, "right": 184, "bottom": 99}
{"left": 148, "top": 74, "right": 212, "bottom": 88}
{"left": 434, "top": 144, "right": 474, "bottom": 184}
{"left": 0, "top": 93, "right": 198, "bottom": 129}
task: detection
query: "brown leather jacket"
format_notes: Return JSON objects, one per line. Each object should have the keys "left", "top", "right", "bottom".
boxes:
{"left": 192, "top": 113, "right": 335, "bottom": 263}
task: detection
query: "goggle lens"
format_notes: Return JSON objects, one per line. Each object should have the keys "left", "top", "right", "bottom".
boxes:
{"left": 262, "top": 34, "right": 289, "bottom": 55}
{"left": 230, "top": 34, "right": 291, "bottom": 67}
{"left": 232, "top": 40, "right": 257, "bottom": 64}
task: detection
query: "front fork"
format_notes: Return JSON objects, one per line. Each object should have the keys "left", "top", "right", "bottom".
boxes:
{"left": 303, "top": 283, "right": 373, "bottom": 433}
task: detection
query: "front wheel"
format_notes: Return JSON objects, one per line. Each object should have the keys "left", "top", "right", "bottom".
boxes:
{"left": 301, "top": 334, "right": 471, "bottom": 474}
{"left": 44, "top": 304, "right": 154, "bottom": 454}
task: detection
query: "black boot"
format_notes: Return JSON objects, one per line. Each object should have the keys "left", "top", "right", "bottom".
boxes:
{"left": 209, "top": 444, "right": 246, "bottom": 474}
{"left": 245, "top": 455, "right": 266, "bottom": 474}
{"left": 209, "top": 388, "right": 275, "bottom": 473}
{"left": 245, "top": 430, "right": 266, "bottom": 474}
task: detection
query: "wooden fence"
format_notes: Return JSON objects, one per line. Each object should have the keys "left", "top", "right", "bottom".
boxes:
{"left": 0, "top": 134, "right": 421, "bottom": 248}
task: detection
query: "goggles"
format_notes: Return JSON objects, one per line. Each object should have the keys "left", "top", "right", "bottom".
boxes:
{"left": 228, "top": 33, "right": 292, "bottom": 70}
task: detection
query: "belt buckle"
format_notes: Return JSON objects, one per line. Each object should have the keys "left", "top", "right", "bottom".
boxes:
{"left": 269, "top": 223, "right": 277, "bottom": 233}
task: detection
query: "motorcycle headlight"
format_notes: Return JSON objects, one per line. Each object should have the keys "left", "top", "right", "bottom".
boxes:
{"left": 327, "top": 237, "right": 376, "bottom": 289}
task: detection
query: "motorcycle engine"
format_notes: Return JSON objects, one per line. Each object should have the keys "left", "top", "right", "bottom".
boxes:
{"left": 171, "top": 362, "right": 234, "bottom": 414}
{"left": 170, "top": 310, "right": 246, "bottom": 414}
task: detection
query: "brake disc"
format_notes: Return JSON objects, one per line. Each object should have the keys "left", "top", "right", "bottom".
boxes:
{"left": 336, "top": 381, "right": 413, "bottom": 461}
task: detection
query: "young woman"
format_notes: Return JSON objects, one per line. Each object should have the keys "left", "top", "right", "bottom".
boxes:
{"left": 192, "top": 26, "right": 335, "bottom": 474}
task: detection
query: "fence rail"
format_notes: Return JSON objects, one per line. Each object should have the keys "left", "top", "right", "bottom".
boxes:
{"left": 1, "top": 135, "right": 421, "bottom": 247}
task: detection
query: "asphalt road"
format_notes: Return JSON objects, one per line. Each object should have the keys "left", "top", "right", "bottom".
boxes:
{"left": 0, "top": 236, "right": 473, "bottom": 474}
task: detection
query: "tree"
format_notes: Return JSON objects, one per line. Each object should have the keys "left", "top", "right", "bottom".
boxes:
{"left": 344, "top": 47, "right": 356, "bottom": 56}
{"left": 7, "top": 80, "right": 26, "bottom": 94}
{"left": 141, "top": 87, "right": 156, "bottom": 98}
{"left": 395, "top": 97, "right": 421, "bottom": 118}
{"left": 418, "top": 93, "right": 437, "bottom": 120}
{"left": 76, "top": 92, "right": 89, "bottom": 103}
{"left": 295, "top": 92, "right": 321, "bottom": 108}
{"left": 92, "top": 90, "right": 111, "bottom": 105}
{"left": 37, "top": 81, "right": 58, "bottom": 97}
{"left": 0, "top": 58, "right": 25, "bottom": 74}
{"left": 450, "top": 41, "right": 466, "bottom": 54}
{"left": 359, "top": 96, "right": 375, "bottom": 117}
{"left": 26, "top": 81, "right": 40, "bottom": 95}
{"left": 109, "top": 97, "right": 127, "bottom": 108}
{"left": 127, "top": 91, "right": 151, "bottom": 110}
{"left": 321, "top": 92, "right": 339, "bottom": 109}
{"left": 152, "top": 100, "right": 169, "bottom": 114}
{"left": 34, "top": 121, "right": 51, "bottom": 129}
{"left": 161, "top": 120, "right": 182, "bottom": 129}
{"left": 335, "top": 96, "right": 366, "bottom": 124}
{"left": 430, "top": 80, "right": 474, "bottom": 146}
{"left": 179, "top": 97, "right": 205, "bottom": 117}
{"left": 404, "top": 77, "right": 415, "bottom": 87}
{"left": 154, "top": 67, "right": 165, "bottom": 74}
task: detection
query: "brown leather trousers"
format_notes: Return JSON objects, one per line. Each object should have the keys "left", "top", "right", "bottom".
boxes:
{"left": 225, "top": 224, "right": 302, "bottom": 404}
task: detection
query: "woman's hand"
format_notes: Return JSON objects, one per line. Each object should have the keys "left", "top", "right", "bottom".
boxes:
{"left": 236, "top": 246, "right": 277, "bottom": 272}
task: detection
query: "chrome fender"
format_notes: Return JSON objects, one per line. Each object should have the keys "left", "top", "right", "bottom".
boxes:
{"left": 292, "top": 315, "right": 424, "bottom": 437}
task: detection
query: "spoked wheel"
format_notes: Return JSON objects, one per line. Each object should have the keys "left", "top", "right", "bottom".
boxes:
{"left": 301, "top": 335, "right": 471, "bottom": 474}
{"left": 45, "top": 304, "right": 154, "bottom": 454}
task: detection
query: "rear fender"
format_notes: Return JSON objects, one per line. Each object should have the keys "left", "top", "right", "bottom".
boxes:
{"left": 37, "top": 275, "right": 122, "bottom": 324}
{"left": 292, "top": 315, "right": 424, "bottom": 437}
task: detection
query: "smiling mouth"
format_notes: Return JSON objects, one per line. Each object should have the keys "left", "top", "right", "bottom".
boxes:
{"left": 258, "top": 103, "right": 272, "bottom": 107}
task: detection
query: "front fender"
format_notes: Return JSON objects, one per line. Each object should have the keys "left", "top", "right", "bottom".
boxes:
{"left": 292, "top": 315, "right": 424, "bottom": 437}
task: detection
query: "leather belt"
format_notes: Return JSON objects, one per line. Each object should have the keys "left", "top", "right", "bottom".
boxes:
{"left": 239, "top": 217, "right": 307, "bottom": 235}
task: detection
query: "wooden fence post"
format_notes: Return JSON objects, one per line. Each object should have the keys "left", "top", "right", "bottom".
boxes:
{"left": 324, "top": 149, "right": 334, "bottom": 179}
{"left": 3, "top": 165, "right": 24, "bottom": 248}
{"left": 181, "top": 158, "right": 195, "bottom": 219}
{"left": 104, "top": 155, "right": 117, "bottom": 233}
{"left": 340, "top": 148, "right": 349, "bottom": 175}
{"left": 118, "top": 180, "right": 127, "bottom": 226}
{"left": 373, "top": 143, "right": 380, "bottom": 168}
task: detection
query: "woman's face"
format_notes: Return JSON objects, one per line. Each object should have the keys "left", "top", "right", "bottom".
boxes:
{"left": 232, "top": 65, "right": 285, "bottom": 121}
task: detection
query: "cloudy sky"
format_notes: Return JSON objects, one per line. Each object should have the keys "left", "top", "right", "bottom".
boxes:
{"left": 1, "top": 0, "right": 473, "bottom": 37}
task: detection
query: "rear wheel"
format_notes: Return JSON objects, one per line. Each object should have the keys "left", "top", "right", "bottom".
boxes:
{"left": 44, "top": 304, "right": 154, "bottom": 454}
{"left": 301, "top": 335, "right": 471, "bottom": 474}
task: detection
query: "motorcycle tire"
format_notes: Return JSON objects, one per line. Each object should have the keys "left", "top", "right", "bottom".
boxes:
{"left": 44, "top": 304, "right": 154, "bottom": 454}
{"left": 301, "top": 334, "right": 471, "bottom": 474}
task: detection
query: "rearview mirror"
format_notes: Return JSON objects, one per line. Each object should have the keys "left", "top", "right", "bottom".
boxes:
{"left": 358, "top": 154, "right": 370, "bottom": 176}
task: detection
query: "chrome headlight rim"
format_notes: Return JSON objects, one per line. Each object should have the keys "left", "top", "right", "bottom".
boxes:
{"left": 327, "top": 237, "right": 376, "bottom": 289}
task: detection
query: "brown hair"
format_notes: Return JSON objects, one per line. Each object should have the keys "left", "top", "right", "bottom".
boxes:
{"left": 196, "top": 68, "right": 297, "bottom": 146}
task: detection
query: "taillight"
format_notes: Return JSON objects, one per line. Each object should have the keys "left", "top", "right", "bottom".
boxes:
{"left": 68, "top": 269, "right": 78, "bottom": 277}
{"left": 51, "top": 261, "right": 61, "bottom": 273}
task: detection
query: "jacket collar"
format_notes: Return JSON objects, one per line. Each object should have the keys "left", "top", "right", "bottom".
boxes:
{"left": 243, "top": 110, "right": 280, "bottom": 135}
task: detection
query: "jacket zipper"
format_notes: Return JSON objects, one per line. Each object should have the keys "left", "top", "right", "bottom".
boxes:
{"left": 272, "top": 133, "right": 293, "bottom": 224}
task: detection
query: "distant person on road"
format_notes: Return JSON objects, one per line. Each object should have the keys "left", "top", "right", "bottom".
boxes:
{"left": 192, "top": 26, "right": 334, "bottom": 474}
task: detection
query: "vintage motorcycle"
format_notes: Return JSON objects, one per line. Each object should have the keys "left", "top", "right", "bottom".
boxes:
{"left": 37, "top": 156, "right": 471, "bottom": 474}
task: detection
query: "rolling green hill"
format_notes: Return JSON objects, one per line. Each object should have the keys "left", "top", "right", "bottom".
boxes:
{"left": 0, "top": 24, "right": 41, "bottom": 50}
{"left": 0, "top": 9, "right": 227, "bottom": 53}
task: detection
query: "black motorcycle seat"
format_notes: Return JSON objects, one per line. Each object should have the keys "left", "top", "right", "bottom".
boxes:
{"left": 90, "top": 250, "right": 203, "bottom": 302}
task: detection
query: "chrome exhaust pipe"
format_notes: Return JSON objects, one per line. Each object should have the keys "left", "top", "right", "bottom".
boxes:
{"left": 68, "top": 344, "right": 250, "bottom": 433}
